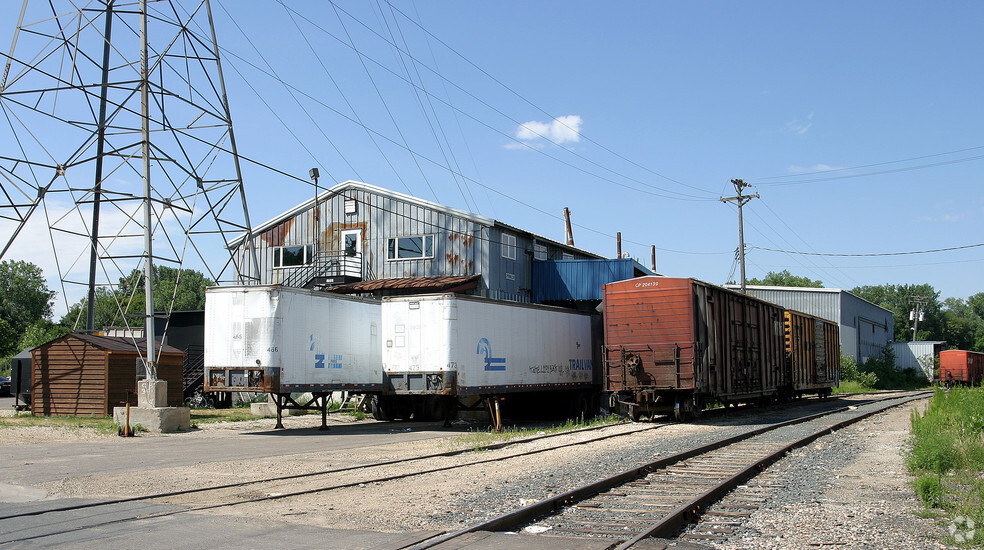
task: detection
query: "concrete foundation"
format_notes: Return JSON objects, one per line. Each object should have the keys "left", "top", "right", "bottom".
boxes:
{"left": 112, "top": 379, "right": 191, "bottom": 433}
{"left": 114, "top": 405, "right": 191, "bottom": 433}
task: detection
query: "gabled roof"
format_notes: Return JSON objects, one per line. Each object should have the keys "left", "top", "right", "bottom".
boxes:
{"left": 228, "top": 180, "right": 603, "bottom": 259}
{"left": 41, "top": 333, "right": 184, "bottom": 355}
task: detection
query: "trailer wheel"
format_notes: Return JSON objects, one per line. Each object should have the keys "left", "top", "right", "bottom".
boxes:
{"left": 369, "top": 395, "right": 389, "bottom": 421}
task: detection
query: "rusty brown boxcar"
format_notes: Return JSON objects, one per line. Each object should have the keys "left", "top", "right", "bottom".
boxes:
{"left": 603, "top": 277, "right": 787, "bottom": 420}
{"left": 940, "top": 350, "right": 984, "bottom": 386}
{"left": 784, "top": 310, "right": 839, "bottom": 398}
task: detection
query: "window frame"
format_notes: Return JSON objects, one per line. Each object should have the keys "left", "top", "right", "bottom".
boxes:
{"left": 501, "top": 233, "right": 517, "bottom": 261}
{"left": 272, "top": 244, "right": 314, "bottom": 269}
{"left": 386, "top": 235, "right": 435, "bottom": 261}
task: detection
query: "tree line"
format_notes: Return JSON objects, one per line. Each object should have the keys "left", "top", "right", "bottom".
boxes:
{"left": 0, "top": 260, "right": 213, "bottom": 372}
{"left": 748, "top": 270, "right": 984, "bottom": 352}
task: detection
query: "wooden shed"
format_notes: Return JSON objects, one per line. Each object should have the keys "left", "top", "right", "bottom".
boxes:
{"left": 30, "top": 334, "right": 185, "bottom": 417}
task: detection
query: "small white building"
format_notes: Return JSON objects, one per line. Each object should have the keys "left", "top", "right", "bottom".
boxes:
{"left": 891, "top": 341, "right": 946, "bottom": 381}
{"left": 725, "top": 285, "right": 894, "bottom": 364}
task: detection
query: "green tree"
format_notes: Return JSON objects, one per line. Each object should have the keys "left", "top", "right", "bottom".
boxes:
{"left": 61, "top": 266, "right": 214, "bottom": 330}
{"left": 747, "top": 270, "right": 823, "bottom": 288}
{"left": 17, "top": 320, "right": 70, "bottom": 351}
{"left": 940, "top": 297, "right": 984, "bottom": 351}
{"left": 0, "top": 260, "right": 55, "bottom": 330}
{"left": 0, "top": 318, "right": 18, "bottom": 357}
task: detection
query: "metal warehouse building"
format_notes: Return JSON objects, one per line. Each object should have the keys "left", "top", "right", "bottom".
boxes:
{"left": 725, "top": 285, "right": 894, "bottom": 363}
{"left": 228, "top": 180, "right": 621, "bottom": 302}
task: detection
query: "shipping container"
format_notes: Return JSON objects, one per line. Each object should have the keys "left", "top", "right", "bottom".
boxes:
{"left": 380, "top": 294, "right": 601, "bottom": 421}
{"left": 940, "top": 350, "right": 984, "bottom": 385}
{"left": 603, "top": 277, "right": 787, "bottom": 420}
{"left": 784, "top": 310, "right": 839, "bottom": 397}
{"left": 204, "top": 286, "right": 382, "bottom": 394}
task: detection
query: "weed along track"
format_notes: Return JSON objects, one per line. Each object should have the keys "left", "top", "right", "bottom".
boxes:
{"left": 410, "top": 391, "right": 930, "bottom": 549}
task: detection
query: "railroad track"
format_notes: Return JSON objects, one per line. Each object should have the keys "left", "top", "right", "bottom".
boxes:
{"left": 0, "top": 391, "right": 925, "bottom": 545}
{"left": 0, "top": 417, "right": 674, "bottom": 544}
{"left": 408, "top": 390, "right": 932, "bottom": 549}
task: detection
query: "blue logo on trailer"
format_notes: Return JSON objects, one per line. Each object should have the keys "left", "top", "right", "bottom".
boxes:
{"left": 477, "top": 338, "right": 506, "bottom": 371}
{"left": 311, "top": 334, "right": 327, "bottom": 369}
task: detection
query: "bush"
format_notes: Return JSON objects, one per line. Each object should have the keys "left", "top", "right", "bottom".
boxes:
{"left": 841, "top": 354, "right": 878, "bottom": 388}
{"left": 914, "top": 474, "right": 947, "bottom": 509}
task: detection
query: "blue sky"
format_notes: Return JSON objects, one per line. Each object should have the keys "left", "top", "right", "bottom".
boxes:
{"left": 1, "top": 1, "right": 982, "bottom": 316}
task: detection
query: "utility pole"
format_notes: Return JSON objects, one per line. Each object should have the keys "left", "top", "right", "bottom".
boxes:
{"left": 720, "top": 179, "right": 759, "bottom": 294}
{"left": 910, "top": 296, "right": 928, "bottom": 341}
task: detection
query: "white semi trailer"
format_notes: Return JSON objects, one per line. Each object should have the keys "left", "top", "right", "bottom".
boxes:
{"left": 381, "top": 294, "right": 601, "bottom": 425}
{"left": 204, "top": 285, "right": 381, "bottom": 428}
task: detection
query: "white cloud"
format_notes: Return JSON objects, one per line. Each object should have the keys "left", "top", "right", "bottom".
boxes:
{"left": 512, "top": 115, "right": 583, "bottom": 147}
{"left": 787, "top": 163, "right": 843, "bottom": 174}
{"left": 785, "top": 112, "right": 814, "bottom": 135}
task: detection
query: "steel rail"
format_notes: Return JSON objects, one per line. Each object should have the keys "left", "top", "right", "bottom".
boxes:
{"left": 0, "top": 418, "right": 665, "bottom": 523}
{"left": 406, "top": 390, "right": 932, "bottom": 550}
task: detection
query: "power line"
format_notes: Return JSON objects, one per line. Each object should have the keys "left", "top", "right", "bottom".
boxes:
{"left": 750, "top": 242, "right": 984, "bottom": 257}
{"left": 750, "top": 144, "right": 984, "bottom": 182}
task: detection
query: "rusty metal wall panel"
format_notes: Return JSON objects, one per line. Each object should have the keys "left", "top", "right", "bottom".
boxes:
{"left": 603, "top": 277, "right": 786, "bottom": 401}
{"left": 941, "top": 350, "right": 984, "bottom": 384}
{"left": 603, "top": 277, "right": 697, "bottom": 392}
{"left": 785, "top": 310, "right": 839, "bottom": 392}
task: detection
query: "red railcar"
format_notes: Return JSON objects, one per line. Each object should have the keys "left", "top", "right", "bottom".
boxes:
{"left": 784, "top": 310, "right": 839, "bottom": 398}
{"left": 603, "top": 277, "right": 787, "bottom": 420}
{"left": 940, "top": 350, "right": 984, "bottom": 386}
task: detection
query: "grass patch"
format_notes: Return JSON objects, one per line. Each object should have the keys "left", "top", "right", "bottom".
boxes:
{"left": 832, "top": 380, "right": 876, "bottom": 394}
{"left": 452, "top": 414, "right": 624, "bottom": 451}
{"left": 189, "top": 408, "right": 265, "bottom": 424}
{"left": 909, "top": 387, "right": 984, "bottom": 546}
{"left": 0, "top": 412, "right": 118, "bottom": 434}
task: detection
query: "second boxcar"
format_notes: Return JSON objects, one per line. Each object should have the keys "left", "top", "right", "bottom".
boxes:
{"left": 603, "top": 277, "right": 787, "bottom": 420}
{"left": 784, "top": 310, "right": 839, "bottom": 398}
{"left": 940, "top": 350, "right": 984, "bottom": 386}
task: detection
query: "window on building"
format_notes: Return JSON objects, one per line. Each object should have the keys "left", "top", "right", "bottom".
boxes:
{"left": 562, "top": 252, "right": 574, "bottom": 260}
{"left": 533, "top": 244, "right": 547, "bottom": 260}
{"left": 273, "top": 244, "right": 314, "bottom": 268}
{"left": 501, "top": 233, "right": 517, "bottom": 261}
{"left": 387, "top": 235, "right": 434, "bottom": 260}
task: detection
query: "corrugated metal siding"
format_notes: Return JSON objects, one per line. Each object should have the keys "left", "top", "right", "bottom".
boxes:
{"left": 603, "top": 277, "right": 786, "bottom": 400}
{"left": 736, "top": 287, "right": 894, "bottom": 363}
{"left": 238, "top": 184, "right": 598, "bottom": 304}
{"left": 940, "top": 350, "right": 984, "bottom": 384}
{"left": 531, "top": 259, "right": 637, "bottom": 302}
{"left": 742, "top": 288, "right": 841, "bottom": 323}
{"left": 785, "top": 310, "right": 839, "bottom": 392}
{"left": 892, "top": 341, "right": 941, "bottom": 380}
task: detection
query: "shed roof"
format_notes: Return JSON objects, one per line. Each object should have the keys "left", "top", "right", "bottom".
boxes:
{"left": 45, "top": 333, "right": 185, "bottom": 355}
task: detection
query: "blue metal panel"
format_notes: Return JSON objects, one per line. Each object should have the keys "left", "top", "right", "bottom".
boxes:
{"left": 531, "top": 259, "right": 637, "bottom": 302}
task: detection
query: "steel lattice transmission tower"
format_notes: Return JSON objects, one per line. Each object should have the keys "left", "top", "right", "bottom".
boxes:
{"left": 0, "top": 1, "right": 259, "bottom": 343}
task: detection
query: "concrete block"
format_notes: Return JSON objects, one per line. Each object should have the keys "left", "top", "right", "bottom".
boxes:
{"left": 138, "top": 379, "right": 168, "bottom": 408}
{"left": 114, "top": 405, "right": 191, "bottom": 433}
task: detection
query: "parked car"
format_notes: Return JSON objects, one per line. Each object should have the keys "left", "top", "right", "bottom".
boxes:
{"left": 0, "top": 376, "right": 10, "bottom": 397}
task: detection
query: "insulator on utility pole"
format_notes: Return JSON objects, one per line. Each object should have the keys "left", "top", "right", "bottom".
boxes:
{"left": 720, "top": 179, "right": 759, "bottom": 294}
